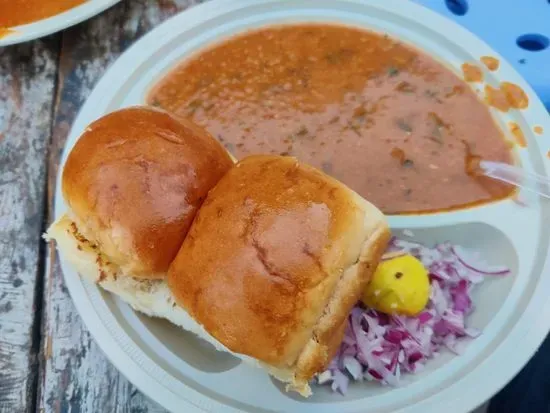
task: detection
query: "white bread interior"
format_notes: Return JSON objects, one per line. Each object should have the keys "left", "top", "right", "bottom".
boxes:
{"left": 46, "top": 208, "right": 388, "bottom": 396}
{"left": 45, "top": 216, "right": 276, "bottom": 370}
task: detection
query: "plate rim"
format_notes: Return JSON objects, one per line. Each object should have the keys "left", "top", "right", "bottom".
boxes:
{"left": 0, "top": 0, "right": 121, "bottom": 47}
{"left": 53, "top": 1, "right": 550, "bottom": 412}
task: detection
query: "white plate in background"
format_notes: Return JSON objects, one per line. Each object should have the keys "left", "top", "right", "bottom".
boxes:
{"left": 53, "top": 0, "right": 550, "bottom": 412}
{"left": 0, "top": 0, "right": 120, "bottom": 47}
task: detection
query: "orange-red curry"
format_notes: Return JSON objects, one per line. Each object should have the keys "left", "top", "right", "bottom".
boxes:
{"left": 148, "top": 24, "right": 514, "bottom": 214}
{"left": 461, "top": 63, "right": 484, "bottom": 83}
{"left": 485, "top": 82, "right": 529, "bottom": 113}
{"left": 0, "top": 28, "right": 13, "bottom": 38}
{"left": 0, "top": 0, "right": 86, "bottom": 28}
{"left": 508, "top": 122, "right": 527, "bottom": 148}
{"left": 481, "top": 56, "right": 500, "bottom": 71}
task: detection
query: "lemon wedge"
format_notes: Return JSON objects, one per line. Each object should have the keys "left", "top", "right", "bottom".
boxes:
{"left": 362, "top": 255, "right": 430, "bottom": 316}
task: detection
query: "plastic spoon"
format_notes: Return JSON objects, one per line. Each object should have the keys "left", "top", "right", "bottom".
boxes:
{"left": 479, "top": 160, "right": 550, "bottom": 200}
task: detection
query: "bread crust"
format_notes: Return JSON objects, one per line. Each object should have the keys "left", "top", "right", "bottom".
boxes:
{"left": 168, "top": 155, "right": 390, "bottom": 394}
{"left": 62, "top": 106, "right": 233, "bottom": 278}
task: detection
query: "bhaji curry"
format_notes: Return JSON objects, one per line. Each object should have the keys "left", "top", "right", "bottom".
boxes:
{"left": 148, "top": 24, "right": 515, "bottom": 214}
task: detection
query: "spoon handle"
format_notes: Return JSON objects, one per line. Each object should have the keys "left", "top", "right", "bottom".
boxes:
{"left": 479, "top": 161, "right": 550, "bottom": 200}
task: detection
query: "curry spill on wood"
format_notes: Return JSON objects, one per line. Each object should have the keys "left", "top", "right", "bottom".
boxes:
{"left": 39, "top": 1, "right": 203, "bottom": 412}
{"left": 0, "top": 37, "right": 60, "bottom": 413}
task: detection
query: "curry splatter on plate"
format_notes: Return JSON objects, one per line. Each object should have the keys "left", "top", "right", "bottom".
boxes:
{"left": 484, "top": 82, "right": 529, "bottom": 112}
{"left": 509, "top": 122, "right": 527, "bottom": 147}
{"left": 481, "top": 56, "right": 500, "bottom": 71}
{"left": 461, "top": 63, "right": 484, "bottom": 82}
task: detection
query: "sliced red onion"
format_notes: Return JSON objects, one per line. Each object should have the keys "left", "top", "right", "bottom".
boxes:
{"left": 331, "top": 369, "right": 350, "bottom": 394}
{"left": 343, "top": 356, "right": 363, "bottom": 380}
{"left": 318, "top": 239, "right": 509, "bottom": 395}
{"left": 451, "top": 245, "right": 510, "bottom": 275}
{"left": 450, "top": 279, "right": 472, "bottom": 313}
{"left": 417, "top": 311, "right": 433, "bottom": 324}
{"left": 317, "top": 370, "right": 332, "bottom": 385}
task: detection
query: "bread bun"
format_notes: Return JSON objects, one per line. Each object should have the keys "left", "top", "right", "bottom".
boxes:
{"left": 168, "top": 155, "right": 390, "bottom": 395}
{"left": 62, "top": 106, "right": 233, "bottom": 279}
{"left": 45, "top": 214, "right": 234, "bottom": 354}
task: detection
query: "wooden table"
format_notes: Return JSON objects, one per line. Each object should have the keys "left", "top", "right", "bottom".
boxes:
{"left": 0, "top": 2, "right": 201, "bottom": 412}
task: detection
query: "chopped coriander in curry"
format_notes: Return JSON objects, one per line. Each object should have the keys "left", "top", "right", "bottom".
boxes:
{"left": 148, "top": 24, "right": 514, "bottom": 214}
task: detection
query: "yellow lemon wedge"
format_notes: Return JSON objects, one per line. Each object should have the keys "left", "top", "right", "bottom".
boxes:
{"left": 362, "top": 254, "right": 430, "bottom": 316}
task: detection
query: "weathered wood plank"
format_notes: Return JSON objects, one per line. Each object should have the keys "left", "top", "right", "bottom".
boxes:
{"left": 40, "top": 2, "right": 203, "bottom": 412}
{"left": 0, "top": 36, "right": 60, "bottom": 413}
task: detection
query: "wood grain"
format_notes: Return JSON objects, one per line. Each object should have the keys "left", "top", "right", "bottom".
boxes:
{"left": 39, "top": 1, "right": 203, "bottom": 412}
{"left": 0, "top": 36, "right": 60, "bottom": 413}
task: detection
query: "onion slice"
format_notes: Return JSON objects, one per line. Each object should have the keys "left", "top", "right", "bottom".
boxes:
{"left": 318, "top": 239, "right": 509, "bottom": 394}
{"left": 451, "top": 246, "right": 510, "bottom": 275}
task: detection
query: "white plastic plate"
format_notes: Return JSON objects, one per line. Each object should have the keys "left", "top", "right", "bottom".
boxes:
{"left": 0, "top": 0, "right": 120, "bottom": 47}
{"left": 53, "top": 1, "right": 550, "bottom": 412}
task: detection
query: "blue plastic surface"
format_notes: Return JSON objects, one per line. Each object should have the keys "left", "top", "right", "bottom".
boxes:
{"left": 413, "top": 0, "right": 550, "bottom": 109}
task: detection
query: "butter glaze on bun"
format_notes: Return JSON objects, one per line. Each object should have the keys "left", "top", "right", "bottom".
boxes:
{"left": 61, "top": 106, "right": 233, "bottom": 279}
{"left": 168, "top": 155, "right": 391, "bottom": 395}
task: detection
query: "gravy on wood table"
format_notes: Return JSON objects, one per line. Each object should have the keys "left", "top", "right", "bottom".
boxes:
{"left": 0, "top": 0, "right": 86, "bottom": 28}
{"left": 147, "top": 24, "right": 515, "bottom": 215}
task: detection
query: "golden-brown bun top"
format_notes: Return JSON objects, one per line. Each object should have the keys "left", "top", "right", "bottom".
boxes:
{"left": 62, "top": 106, "right": 233, "bottom": 278}
{"left": 168, "top": 155, "right": 389, "bottom": 373}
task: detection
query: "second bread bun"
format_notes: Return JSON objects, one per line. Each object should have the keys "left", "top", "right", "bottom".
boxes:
{"left": 168, "top": 155, "right": 390, "bottom": 395}
{"left": 62, "top": 106, "right": 233, "bottom": 279}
